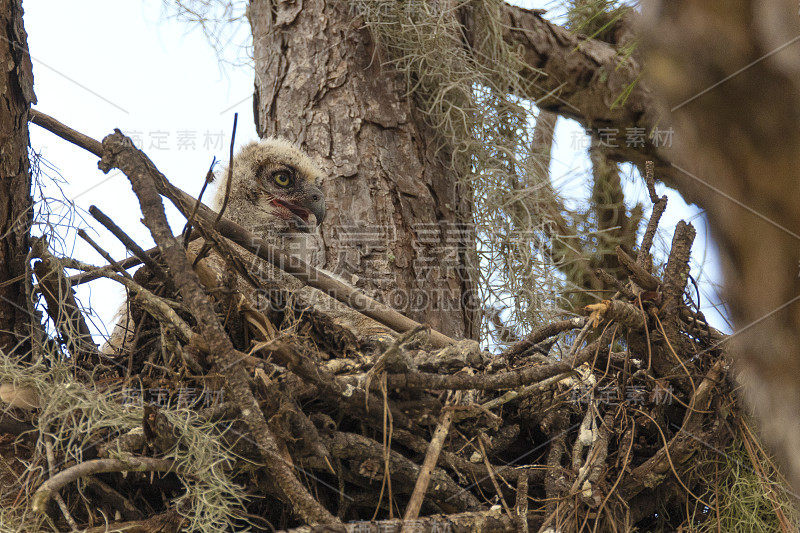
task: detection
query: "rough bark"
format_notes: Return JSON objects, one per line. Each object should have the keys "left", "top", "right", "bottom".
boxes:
{"left": 641, "top": 0, "right": 800, "bottom": 494}
{"left": 0, "top": 0, "right": 35, "bottom": 354}
{"left": 248, "top": 0, "right": 477, "bottom": 340}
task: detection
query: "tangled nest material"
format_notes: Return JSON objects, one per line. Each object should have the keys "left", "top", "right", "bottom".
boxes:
{"left": 1, "top": 113, "right": 794, "bottom": 533}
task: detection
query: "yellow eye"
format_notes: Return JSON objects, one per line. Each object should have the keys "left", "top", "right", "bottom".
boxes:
{"left": 273, "top": 171, "right": 292, "bottom": 187}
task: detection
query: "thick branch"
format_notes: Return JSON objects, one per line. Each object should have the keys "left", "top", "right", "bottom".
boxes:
{"left": 466, "top": 5, "right": 694, "bottom": 196}
{"left": 347, "top": 329, "right": 613, "bottom": 391}
{"left": 32, "top": 457, "right": 175, "bottom": 513}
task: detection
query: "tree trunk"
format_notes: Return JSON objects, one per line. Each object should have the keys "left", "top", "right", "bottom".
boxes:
{"left": 0, "top": 0, "right": 35, "bottom": 354}
{"left": 247, "top": 0, "right": 477, "bottom": 340}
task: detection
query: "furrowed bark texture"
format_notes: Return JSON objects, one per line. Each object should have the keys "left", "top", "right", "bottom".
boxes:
{"left": 248, "top": 0, "right": 477, "bottom": 339}
{"left": 642, "top": 0, "right": 800, "bottom": 493}
{"left": 0, "top": 0, "right": 35, "bottom": 353}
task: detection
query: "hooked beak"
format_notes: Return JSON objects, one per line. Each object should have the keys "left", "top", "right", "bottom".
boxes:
{"left": 303, "top": 183, "right": 326, "bottom": 228}
{"left": 272, "top": 183, "right": 326, "bottom": 233}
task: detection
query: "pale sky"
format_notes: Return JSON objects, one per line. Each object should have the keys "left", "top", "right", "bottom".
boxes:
{"left": 22, "top": 0, "right": 729, "bottom": 344}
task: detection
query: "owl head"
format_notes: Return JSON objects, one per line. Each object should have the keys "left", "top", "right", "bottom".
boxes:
{"left": 214, "top": 138, "right": 326, "bottom": 234}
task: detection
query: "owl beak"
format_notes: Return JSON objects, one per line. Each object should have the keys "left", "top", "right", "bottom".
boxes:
{"left": 302, "top": 184, "right": 326, "bottom": 229}
{"left": 271, "top": 184, "right": 326, "bottom": 233}
{"left": 281, "top": 184, "right": 325, "bottom": 233}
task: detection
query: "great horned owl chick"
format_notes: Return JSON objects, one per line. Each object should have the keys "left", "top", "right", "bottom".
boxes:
{"left": 210, "top": 138, "right": 393, "bottom": 350}
{"left": 102, "top": 138, "right": 392, "bottom": 358}
{"left": 215, "top": 138, "right": 327, "bottom": 265}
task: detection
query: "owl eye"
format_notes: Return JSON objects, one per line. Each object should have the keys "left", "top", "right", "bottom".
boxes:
{"left": 273, "top": 170, "right": 293, "bottom": 187}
